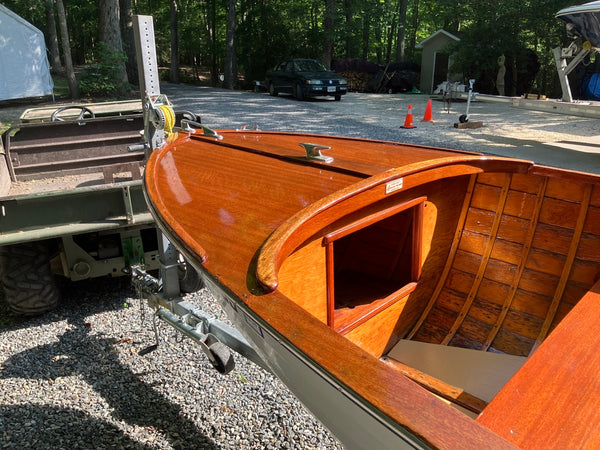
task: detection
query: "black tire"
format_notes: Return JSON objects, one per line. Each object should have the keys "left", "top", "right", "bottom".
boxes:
{"left": 459, "top": 114, "right": 469, "bottom": 123}
{"left": 0, "top": 242, "right": 60, "bottom": 315}
{"left": 268, "top": 82, "right": 278, "bottom": 97}
{"left": 178, "top": 257, "right": 204, "bottom": 293}
{"left": 294, "top": 83, "right": 304, "bottom": 100}
{"left": 209, "top": 341, "right": 235, "bottom": 374}
{"left": 335, "top": 94, "right": 342, "bottom": 101}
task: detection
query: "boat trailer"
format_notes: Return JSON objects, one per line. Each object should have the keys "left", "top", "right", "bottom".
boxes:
{"left": 128, "top": 15, "right": 268, "bottom": 375}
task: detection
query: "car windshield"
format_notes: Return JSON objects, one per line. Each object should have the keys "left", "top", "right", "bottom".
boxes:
{"left": 295, "top": 60, "right": 329, "bottom": 72}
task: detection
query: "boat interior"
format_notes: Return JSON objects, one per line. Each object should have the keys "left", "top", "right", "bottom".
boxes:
{"left": 259, "top": 163, "right": 600, "bottom": 419}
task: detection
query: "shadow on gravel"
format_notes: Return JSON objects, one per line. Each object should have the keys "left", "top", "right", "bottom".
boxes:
{"left": 0, "top": 405, "right": 149, "bottom": 448}
{"left": 0, "top": 277, "right": 219, "bottom": 449}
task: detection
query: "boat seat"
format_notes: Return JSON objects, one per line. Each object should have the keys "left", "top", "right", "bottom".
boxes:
{"left": 383, "top": 340, "right": 526, "bottom": 414}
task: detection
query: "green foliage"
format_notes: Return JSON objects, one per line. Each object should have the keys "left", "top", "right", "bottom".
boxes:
{"left": 7, "top": 0, "right": 583, "bottom": 97}
{"left": 79, "top": 42, "right": 131, "bottom": 98}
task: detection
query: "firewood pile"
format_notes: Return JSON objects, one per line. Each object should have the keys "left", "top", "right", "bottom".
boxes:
{"left": 332, "top": 58, "right": 420, "bottom": 94}
{"left": 332, "top": 58, "right": 380, "bottom": 92}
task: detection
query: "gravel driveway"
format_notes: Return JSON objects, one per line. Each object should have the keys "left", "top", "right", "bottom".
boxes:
{"left": 1, "top": 85, "right": 599, "bottom": 449}
{"left": 160, "top": 83, "right": 600, "bottom": 174}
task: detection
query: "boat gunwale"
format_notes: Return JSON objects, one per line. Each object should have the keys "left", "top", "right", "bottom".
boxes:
{"left": 256, "top": 155, "right": 534, "bottom": 292}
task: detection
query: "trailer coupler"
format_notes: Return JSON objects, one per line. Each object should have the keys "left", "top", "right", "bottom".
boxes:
{"left": 130, "top": 266, "right": 270, "bottom": 375}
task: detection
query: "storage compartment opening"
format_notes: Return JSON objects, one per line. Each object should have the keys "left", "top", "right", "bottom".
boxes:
{"left": 333, "top": 209, "right": 415, "bottom": 309}
{"left": 324, "top": 197, "right": 425, "bottom": 332}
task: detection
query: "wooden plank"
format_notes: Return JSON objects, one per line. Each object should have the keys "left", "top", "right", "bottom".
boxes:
{"left": 454, "top": 120, "right": 484, "bottom": 129}
{"left": 503, "top": 190, "right": 538, "bottom": 219}
{"left": 583, "top": 205, "right": 600, "bottom": 233}
{"left": 278, "top": 239, "right": 328, "bottom": 323}
{"left": 530, "top": 183, "right": 592, "bottom": 353}
{"left": 383, "top": 356, "right": 489, "bottom": 414}
{"left": 406, "top": 175, "right": 477, "bottom": 339}
{"left": 545, "top": 176, "right": 586, "bottom": 202}
{"left": 470, "top": 183, "right": 501, "bottom": 211}
{"left": 477, "top": 280, "right": 600, "bottom": 448}
{"left": 489, "top": 328, "right": 534, "bottom": 356}
{"left": 442, "top": 174, "right": 512, "bottom": 345}
{"left": 509, "top": 173, "right": 543, "bottom": 194}
{"left": 480, "top": 177, "right": 547, "bottom": 350}
{"left": 518, "top": 267, "right": 560, "bottom": 298}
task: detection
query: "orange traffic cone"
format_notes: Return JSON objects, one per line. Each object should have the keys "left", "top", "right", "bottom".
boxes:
{"left": 421, "top": 99, "right": 434, "bottom": 122}
{"left": 401, "top": 104, "right": 415, "bottom": 129}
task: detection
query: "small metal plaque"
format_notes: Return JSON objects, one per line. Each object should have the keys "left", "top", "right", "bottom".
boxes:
{"left": 386, "top": 178, "right": 404, "bottom": 194}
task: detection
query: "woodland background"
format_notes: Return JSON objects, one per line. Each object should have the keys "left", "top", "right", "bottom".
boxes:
{"left": 0, "top": 0, "right": 588, "bottom": 99}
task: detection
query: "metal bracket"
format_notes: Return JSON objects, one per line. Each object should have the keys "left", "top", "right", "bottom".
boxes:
{"left": 180, "top": 120, "right": 223, "bottom": 140}
{"left": 299, "top": 142, "right": 333, "bottom": 163}
{"left": 130, "top": 265, "right": 270, "bottom": 374}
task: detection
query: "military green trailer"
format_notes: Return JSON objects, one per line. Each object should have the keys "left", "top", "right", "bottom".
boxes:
{"left": 0, "top": 105, "right": 159, "bottom": 315}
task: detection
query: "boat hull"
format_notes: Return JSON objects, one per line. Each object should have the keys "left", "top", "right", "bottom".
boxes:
{"left": 198, "top": 270, "right": 429, "bottom": 449}
{"left": 557, "top": 1, "right": 600, "bottom": 45}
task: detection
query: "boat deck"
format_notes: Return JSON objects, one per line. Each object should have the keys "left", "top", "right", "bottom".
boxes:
{"left": 144, "top": 128, "right": 600, "bottom": 448}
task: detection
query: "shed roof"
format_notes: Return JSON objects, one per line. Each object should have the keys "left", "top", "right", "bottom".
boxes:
{"left": 416, "top": 29, "right": 460, "bottom": 49}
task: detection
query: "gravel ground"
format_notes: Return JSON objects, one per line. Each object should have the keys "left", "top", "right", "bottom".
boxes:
{"left": 0, "top": 278, "right": 342, "bottom": 449}
{"left": 1, "top": 85, "right": 600, "bottom": 449}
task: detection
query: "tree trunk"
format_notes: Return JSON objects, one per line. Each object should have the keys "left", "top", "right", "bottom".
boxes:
{"left": 395, "top": 0, "right": 408, "bottom": 62}
{"left": 208, "top": 0, "right": 218, "bottom": 86}
{"left": 45, "top": 0, "right": 63, "bottom": 74}
{"left": 362, "top": 9, "right": 370, "bottom": 60}
{"left": 408, "top": 0, "right": 420, "bottom": 61}
{"left": 55, "top": 0, "right": 78, "bottom": 98}
{"left": 322, "top": 0, "right": 335, "bottom": 68}
{"left": 345, "top": 0, "right": 352, "bottom": 58}
{"left": 120, "top": 0, "right": 138, "bottom": 84}
{"left": 98, "top": 0, "right": 128, "bottom": 85}
{"left": 224, "top": 0, "right": 237, "bottom": 89}
{"left": 170, "top": 0, "right": 180, "bottom": 83}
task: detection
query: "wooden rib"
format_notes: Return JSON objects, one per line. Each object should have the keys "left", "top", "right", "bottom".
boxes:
{"left": 441, "top": 174, "right": 512, "bottom": 346}
{"left": 480, "top": 177, "right": 548, "bottom": 351}
{"left": 382, "top": 357, "right": 488, "bottom": 414}
{"left": 406, "top": 175, "right": 478, "bottom": 340}
{"left": 530, "top": 183, "right": 593, "bottom": 354}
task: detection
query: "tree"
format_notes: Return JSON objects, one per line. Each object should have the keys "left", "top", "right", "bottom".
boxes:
{"left": 55, "top": 0, "right": 78, "bottom": 98}
{"left": 322, "top": 0, "right": 336, "bottom": 67}
{"left": 395, "top": 0, "right": 409, "bottom": 62}
{"left": 170, "top": 0, "right": 180, "bottom": 83}
{"left": 45, "top": 0, "right": 63, "bottom": 74}
{"left": 120, "top": 0, "right": 138, "bottom": 85}
{"left": 224, "top": 0, "right": 237, "bottom": 89}
{"left": 98, "top": 0, "right": 129, "bottom": 87}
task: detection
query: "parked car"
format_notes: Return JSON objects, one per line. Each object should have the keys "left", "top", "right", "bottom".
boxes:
{"left": 266, "top": 59, "right": 348, "bottom": 101}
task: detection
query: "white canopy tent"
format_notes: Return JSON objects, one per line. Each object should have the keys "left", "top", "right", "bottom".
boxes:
{"left": 0, "top": 4, "right": 53, "bottom": 101}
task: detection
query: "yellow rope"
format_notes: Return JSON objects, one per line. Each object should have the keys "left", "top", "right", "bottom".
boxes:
{"left": 157, "top": 105, "right": 175, "bottom": 134}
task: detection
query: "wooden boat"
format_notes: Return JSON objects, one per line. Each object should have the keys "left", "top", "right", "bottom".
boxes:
{"left": 143, "top": 127, "right": 600, "bottom": 449}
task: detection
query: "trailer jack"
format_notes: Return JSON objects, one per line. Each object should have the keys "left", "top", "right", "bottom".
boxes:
{"left": 130, "top": 265, "right": 270, "bottom": 375}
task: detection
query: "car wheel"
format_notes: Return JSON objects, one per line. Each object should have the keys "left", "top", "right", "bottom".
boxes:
{"left": 294, "top": 83, "right": 304, "bottom": 101}
{"left": 268, "top": 82, "right": 278, "bottom": 97}
{"left": 335, "top": 94, "right": 341, "bottom": 101}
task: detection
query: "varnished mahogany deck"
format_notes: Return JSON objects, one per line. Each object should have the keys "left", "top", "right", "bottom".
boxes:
{"left": 145, "top": 128, "right": 600, "bottom": 448}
